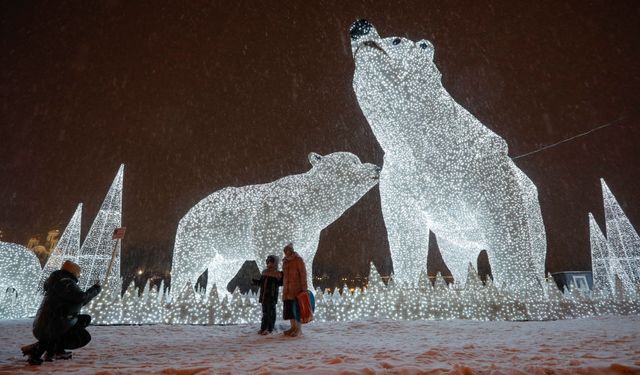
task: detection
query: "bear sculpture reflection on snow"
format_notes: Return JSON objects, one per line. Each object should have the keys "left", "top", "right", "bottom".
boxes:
{"left": 350, "top": 20, "right": 547, "bottom": 295}
{"left": 170, "top": 152, "right": 380, "bottom": 295}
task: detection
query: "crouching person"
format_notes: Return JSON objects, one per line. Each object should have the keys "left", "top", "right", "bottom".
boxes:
{"left": 21, "top": 260, "right": 101, "bottom": 365}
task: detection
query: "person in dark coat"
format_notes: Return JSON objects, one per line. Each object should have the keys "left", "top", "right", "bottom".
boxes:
{"left": 252, "top": 254, "right": 283, "bottom": 334}
{"left": 21, "top": 260, "right": 101, "bottom": 365}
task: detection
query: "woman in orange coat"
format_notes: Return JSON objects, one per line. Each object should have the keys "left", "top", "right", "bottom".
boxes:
{"left": 281, "top": 243, "right": 308, "bottom": 336}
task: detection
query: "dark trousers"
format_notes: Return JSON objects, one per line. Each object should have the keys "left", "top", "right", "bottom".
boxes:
{"left": 36, "top": 315, "right": 93, "bottom": 357}
{"left": 261, "top": 302, "right": 276, "bottom": 332}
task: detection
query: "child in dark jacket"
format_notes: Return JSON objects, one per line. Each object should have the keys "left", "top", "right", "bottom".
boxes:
{"left": 252, "top": 255, "right": 283, "bottom": 334}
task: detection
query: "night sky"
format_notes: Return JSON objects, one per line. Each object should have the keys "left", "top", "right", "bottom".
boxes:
{"left": 1, "top": 1, "right": 639, "bottom": 289}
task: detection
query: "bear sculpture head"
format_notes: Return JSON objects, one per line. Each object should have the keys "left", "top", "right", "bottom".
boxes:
{"left": 351, "top": 20, "right": 439, "bottom": 100}
{"left": 350, "top": 20, "right": 444, "bottom": 149}
{"left": 308, "top": 151, "right": 380, "bottom": 204}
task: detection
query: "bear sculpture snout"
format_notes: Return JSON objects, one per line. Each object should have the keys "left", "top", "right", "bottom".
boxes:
{"left": 350, "top": 19, "right": 372, "bottom": 40}
{"left": 350, "top": 20, "right": 386, "bottom": 57}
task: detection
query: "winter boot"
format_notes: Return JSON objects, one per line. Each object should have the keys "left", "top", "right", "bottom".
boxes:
{"left": 28, "top": 356, "right": 44, "bottom": 366}
{"left": 291, "top": 326, "right": 302, "bottom": 337}
{"left": 53, "top": 351, "right": 73, "bottom": 360}
{"left": 44, "top": 350, "right": 71, "bottom": 361}
{"left": 283, "top": 320, "right": 296, "bottom": 336}
{"left": 25, "top": 343, "right": 45, "bottom": 366}
{"left": 287, "top": 321, "right": 302, "bottom": 337}
{"left": 20, "top": 343, "right": 37, "bottom": 356}
{"left": 20, "top": 342, "right": 44, "bottom": 366}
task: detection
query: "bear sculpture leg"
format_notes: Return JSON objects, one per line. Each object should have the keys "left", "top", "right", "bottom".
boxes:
{"left": 437, "top": 237, "right": 479, "bottom": 285}
{"left": 475, "top": 159, "right": 544, "bottom": 297}
{"left": 379, "top": 175, "right": 430, "bottom": 286}
{"left": 207, "top": 257, "right": 248, "bottom": 295}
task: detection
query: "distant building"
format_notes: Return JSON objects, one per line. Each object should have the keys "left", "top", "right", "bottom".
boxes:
{"left": 26, "top": 229, "right": 61, "bottom": 266}
{"left": 46, "top": 229, "right": 60, "bottom": 250}
{"left": 551, "top": 271, "right": 593, "bottom": 293}
{"left": 27, "top": 236, "right": 40, "bottom": 249}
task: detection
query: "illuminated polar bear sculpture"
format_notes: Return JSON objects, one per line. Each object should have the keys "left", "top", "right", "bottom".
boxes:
{"left": 170, "top": 152, "right": 380, "bottom": 295}
{"left": 0, "top": 241, "right": 41, "bottom": 296}
{"left": 0, "top": 241, "right": 42, "bottom": 318}
{"left": 350, "top": 20, "right": 546, "bottom": 295}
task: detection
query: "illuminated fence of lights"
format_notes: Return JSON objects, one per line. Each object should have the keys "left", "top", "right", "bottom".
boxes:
{"left": 38, "top": 203, "right": 83, "bottom": 293}
{"left": 1, "top": 262, "right": 639, "bottom": 323}
{"left": 350, "top": 20, "right": 546, "bottom": 297}
{"left": 77, "top": 164, "right": 124, "bottom": 292}
{"left": 0, "top": 241, "right": 42, "bottom": 319}
{"left": 75, "top": 262, "right": 638, "bottom": 325}
{"left": 590, "top": 179, "right": 639, "bottom": 295}
{"left": 170, "top": 152, "right": 380, "bottom": 296}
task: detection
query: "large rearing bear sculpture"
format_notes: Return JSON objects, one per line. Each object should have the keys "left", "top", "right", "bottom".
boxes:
{"left": 350, "top": 20, "right": 546, "bottom": 297}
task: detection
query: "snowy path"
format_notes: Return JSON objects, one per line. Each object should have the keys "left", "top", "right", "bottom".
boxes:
{"left": 1, "top": 316, "right": 639, "bottom": 374}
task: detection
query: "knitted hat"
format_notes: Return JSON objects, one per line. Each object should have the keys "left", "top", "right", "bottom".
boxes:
{"left": 61, "top": 260, "right": 81, "bottom": 277}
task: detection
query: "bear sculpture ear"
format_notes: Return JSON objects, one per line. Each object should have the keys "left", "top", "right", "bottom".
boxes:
{"left": 417, "top": 39, "right": 435, "bottom": 61}
{"left": 308, "top": 152, "right": 323, "bottom": 166}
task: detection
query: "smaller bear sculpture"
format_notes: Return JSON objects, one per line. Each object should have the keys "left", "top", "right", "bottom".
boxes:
{"left": 170, "top": 152, "right": 380, "bottom": 295}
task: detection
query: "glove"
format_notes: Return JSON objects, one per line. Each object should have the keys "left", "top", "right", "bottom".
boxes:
{"left": 92, "top": 283, "right": 102, "bottom": 294}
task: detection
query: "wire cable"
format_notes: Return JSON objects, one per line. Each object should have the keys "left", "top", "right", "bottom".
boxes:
{"left": 512, "top": 115, "right": 630, "bottom": 160}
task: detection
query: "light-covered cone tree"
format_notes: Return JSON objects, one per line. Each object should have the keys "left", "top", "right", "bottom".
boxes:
{"left": 38, "top": 203, "right": 82, "bottom": 294}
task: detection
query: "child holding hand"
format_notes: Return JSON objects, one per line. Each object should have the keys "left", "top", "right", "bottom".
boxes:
{"left": 252, "top": 255, "right": 283, "bottom": 335}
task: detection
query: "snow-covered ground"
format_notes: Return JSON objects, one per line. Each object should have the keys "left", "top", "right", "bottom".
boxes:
{"left": 1, "top": 316, "right": 639, "bottom": 374}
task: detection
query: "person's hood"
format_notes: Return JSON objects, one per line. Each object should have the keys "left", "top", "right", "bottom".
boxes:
{"left": 43, "top": 269, "right": 78, "bottom": 292}
{"left": 283, "top": 251, "right": 301, "bottom": 262}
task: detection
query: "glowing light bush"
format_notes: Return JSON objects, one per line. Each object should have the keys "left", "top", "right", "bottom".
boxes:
{"left": 0, "top": 241, "right": 42, "bottom": 319}
{"left": 170, "top": 152, "right": 380, "bottom": 295}
{"left": 349, "top": 20, "right": 546, "bottom": 295}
